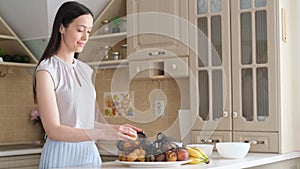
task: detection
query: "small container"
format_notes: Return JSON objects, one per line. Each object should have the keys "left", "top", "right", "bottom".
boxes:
{"left": 119, "top": 17, "right": 127, "bottom": 32}
{"left": 120, "top": 44, "right": 127, "bottom": 59}
{"left": 112, "top": 52, "right": 120, "bottom": 60}
{"left": 100, "top": 20, "right": 111, "bottom": 34}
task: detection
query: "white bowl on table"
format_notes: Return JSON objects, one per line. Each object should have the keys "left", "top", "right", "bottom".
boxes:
{"left": 216, "top": 142, "right": 250, "bottom": 159}
{"left": 186, "top": 144, "right": 214, "bottom": 157}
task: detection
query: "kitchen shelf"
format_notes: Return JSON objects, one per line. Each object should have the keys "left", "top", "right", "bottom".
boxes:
{"left": 0, "top": 16, "right": 38, "bottom": 68}
{"left": 0, "top": 62, "right": 36, "bottom": 68}
{"left": 88, "top": 59, "right": 129, "bottom": 69}
{"left": 0, "top": 35, "right": 17, "bottom": 40}
{"left": 90, "top": 32, "right": 127, "bottom": 40}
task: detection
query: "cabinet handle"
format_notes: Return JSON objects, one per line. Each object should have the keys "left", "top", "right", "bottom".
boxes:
{"left": 149, "top": 51, "right": 165, "bottom": 56}
{"left": 200, "top": 139, "right": 220, "bottom": 144}
{"left": 233, "top": 112, "right": 238, "bottom": 118}
{"left": 171, "top": 64, "right": 177, "bottom": 70}
{"left": 223, "top": 111, "right": 228, "bottom": 117}
{"left": 244, "top": 140, "right": 265, "bottom": 145}
{"left": 135, "top": 67, "right": 141, "bottom": 73}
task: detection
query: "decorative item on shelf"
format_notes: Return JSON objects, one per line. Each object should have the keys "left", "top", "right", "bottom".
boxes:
{"left": 119, "top": 17, "right": 127, "bottom": 32}
{"left": 112, "top": 51, "right": 120, "bottom": 60}
{"left": 0, "top": 48, "right": 4, "bottom": 58}
{"left": 100, "top": 19, "right": 111, "bottom": 34}
{"left": 30, "top": 109, "right": 47, "bottom": 144}
{"left": 120, "top": 44, "right": 127, "bottom": 59}
{"left": 111, "top": 17, "right": 121, "bottom": 33}
{"left": 102, "top": 45, "right": 112, "bottom": 61}
{"left": 0, "top": 53, "right": 30, "bottom": 63}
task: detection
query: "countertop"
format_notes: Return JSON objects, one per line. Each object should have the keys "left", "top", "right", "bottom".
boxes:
{"left": 1, "top": 144, "right": 300, "bottom": 169}
{"left": 55, "top": 151, "right": 300, "bottom": 169}
{"left": 0, "top": 143, "right": 43, "bottom": 157}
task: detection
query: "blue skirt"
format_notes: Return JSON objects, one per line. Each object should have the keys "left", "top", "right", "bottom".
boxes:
{"left": 39, "top": 138, "right": 101, "bottom": 169}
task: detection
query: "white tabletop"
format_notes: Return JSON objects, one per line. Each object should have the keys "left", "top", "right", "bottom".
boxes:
{"left": 100, "top": 151, "right": 300, "bottom": 169}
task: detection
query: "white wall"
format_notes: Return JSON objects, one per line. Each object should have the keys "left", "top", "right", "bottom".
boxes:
{"left": 0, "top": 0, "right": 109, "bottom": 40}
{"left": 0, "top": 0, "right": 48, "bottom": 39}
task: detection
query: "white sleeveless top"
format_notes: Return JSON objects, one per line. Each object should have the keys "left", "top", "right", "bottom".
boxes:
{"left": 36, "top": 56, "right": 96, "bottom": 129}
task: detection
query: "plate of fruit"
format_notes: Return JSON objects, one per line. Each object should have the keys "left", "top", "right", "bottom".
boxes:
{"left": 115, "top": 132, "right": 209, "bottom": 167}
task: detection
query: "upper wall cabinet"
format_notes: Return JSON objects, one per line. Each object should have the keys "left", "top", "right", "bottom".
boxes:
{"left": 0, "top": 16, "right": 38, "bottom": 67}
{"left": 127, "top": 0, "right": 189, "bottom": 60}
{"left": 189, "top": 0, "right": 300, "bottom": 153}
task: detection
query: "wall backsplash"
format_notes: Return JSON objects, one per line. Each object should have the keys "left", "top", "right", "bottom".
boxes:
{"left": 0, "top": 66, "right": 189, "bottom": 143}
{"left": 0, "top": 67, "right": 41, "bottom": 144}
{"left": 94, "top": 68, "right": 189, "bottom": 139}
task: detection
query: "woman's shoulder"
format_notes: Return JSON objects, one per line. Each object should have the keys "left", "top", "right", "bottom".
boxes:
{"left": 36, "top": 57, "right": 56, "bottom": 71}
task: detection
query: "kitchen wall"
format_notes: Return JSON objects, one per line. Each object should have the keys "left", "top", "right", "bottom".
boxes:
{"left": 94, "top": 68, "right": 189, "bottom": 140}
{"left": 0, "top": 66, "right": 189, "bottom": 143}
{"left": 0, "top": 67, "right": 40, "bottom": 143}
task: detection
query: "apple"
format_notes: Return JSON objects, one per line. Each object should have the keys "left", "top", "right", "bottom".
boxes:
{"left": 176, "top": 148, "right": 189, "bottom": 161}
{"left": 155, "top": 153, "right": 166, "bottom": 161}
{"left": 165, "top": 150, "right": 177, "bottom": 161}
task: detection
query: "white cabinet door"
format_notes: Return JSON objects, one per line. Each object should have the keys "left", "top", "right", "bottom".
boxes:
{"left": 127, "top": 0, "right": 189, "bottom": 58}
{"left": 231, "top": 0, "right": 277, "bottom": 131}
{"left": 189, "top": 0, "right": 232, "bottom": 131}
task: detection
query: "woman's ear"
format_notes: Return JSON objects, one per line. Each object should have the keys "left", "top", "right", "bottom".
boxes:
{"left": 59, "top": 24, "right": 64, "bottom": 34}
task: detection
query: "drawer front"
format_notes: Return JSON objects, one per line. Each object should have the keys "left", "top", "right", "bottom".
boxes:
{"left": 165, "top": 57, "right": 189, "bottom": 78}
{"left": 129, "top": 60, "right": 150, "bottom": 79}
{"left": 191, "top": 130, "right": 232, "bottom": 145}
{"left": 233, "top": 132, "right": 278, "bottom": 153}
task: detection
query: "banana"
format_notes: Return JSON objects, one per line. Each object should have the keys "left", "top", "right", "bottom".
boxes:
{"left": 187, "top": 157, "right": 202, "bottom": 164}
{"left": 185, "top": 146, "right": 202, "bottom": 158}
{"left": 192, "top": 147, "right": 208, "bottom": 160}
{"left": 191, "top": 147, "right": 210, "bottom": 164}
{"left": 187, "top": 157, "right": 209, "bottom": 164}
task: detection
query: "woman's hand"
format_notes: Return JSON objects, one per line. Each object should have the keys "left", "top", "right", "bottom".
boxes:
{"left": 113, "top": 124, "right": 142, "bottom": 141}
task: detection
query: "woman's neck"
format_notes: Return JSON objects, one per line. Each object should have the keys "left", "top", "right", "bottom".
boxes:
{"left": 56, "top": 50, "right": 74, "bottom": 64}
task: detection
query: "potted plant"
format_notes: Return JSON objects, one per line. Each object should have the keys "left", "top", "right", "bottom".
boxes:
{"left": 111, "top": 17, "right": 121, "bottom": 33}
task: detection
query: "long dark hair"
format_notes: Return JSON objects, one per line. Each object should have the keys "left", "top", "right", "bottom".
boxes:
{"left": 39, "top": 1, "right": 93, "bottom": 64}
{"left": 33, "top": 1, "right": 93, "bottom": 102}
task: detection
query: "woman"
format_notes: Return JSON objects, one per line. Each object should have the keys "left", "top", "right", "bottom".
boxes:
{"left": 33, "top": 1, "right": 140, "bottom": 168}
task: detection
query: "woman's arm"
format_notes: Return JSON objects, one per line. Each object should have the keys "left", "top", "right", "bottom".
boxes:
{"left": 36, "top": 70, "right": 137, "bottom": 142}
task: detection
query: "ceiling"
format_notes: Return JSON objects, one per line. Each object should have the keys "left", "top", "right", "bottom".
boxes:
{"left": 0, "top": 0, "right": 109, "bottom": 40}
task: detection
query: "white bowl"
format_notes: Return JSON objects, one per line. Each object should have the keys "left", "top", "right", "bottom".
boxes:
{"left": 186, "top": 144, "right": 214, "bottom": 157}
{"left": 216, "top": 142, "right": 250, "bottom": 159}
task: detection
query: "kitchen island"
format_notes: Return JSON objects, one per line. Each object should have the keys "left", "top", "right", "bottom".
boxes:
{"left": 56, "top": 151, "right": 300, "bottom": 169}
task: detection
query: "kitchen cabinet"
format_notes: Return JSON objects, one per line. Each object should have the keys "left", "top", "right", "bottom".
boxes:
{"left": 189, "top": 0, "right": 300, "bottom": 153}
{"left": 0, "top": 16, "right": 38, "bottom": 67}
{"left": 129, "top": 57, "right": 189, "bottom": 79}
{"left": 126, "top": 0, "right": 190, "bottom": 80}
{"left": 127, "top": 0, "right": 189, "bottom": 60}
{"left": 79, "top": 0, "right": 129, "bottom": 69}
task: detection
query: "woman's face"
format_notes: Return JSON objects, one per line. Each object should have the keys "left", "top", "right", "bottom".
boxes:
{"left": 60, "top": 14, "right": 93, "bottom": 53}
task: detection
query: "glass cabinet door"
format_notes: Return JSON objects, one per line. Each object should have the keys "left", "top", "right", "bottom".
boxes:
{"left": 231, "top": 0, "right": 277, "bottom": 131}
{"left": 189, "top": 0, "right": 231, "bottom": 131}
